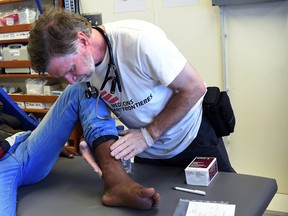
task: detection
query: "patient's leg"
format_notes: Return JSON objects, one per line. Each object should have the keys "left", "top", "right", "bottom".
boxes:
{"left": 94, "top": 139, "right": 161, "bottom": 209}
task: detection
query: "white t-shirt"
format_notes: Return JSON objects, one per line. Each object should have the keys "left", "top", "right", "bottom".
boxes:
{"left": 91, "top": 19, "right": 203, "bottom": 159}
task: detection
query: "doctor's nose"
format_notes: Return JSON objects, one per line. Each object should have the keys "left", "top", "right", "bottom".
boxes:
{"left": 64, "top": 73, "right": 77, "bottom": 84}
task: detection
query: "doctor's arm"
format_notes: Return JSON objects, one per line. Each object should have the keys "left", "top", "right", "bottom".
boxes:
{"left": 110, "top": 62, "right": 206, "bottom": 160}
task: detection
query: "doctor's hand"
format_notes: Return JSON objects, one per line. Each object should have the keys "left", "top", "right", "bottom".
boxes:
{"left": 110, "top": 128, "right": 154, "bottom": 160}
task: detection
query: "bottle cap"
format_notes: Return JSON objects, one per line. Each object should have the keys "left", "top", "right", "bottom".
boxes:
{"left": 116, "top": 125, "right": 124, "bottom": 131}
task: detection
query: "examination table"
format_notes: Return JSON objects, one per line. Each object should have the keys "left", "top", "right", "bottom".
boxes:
{"left": 17, "top": 157, "right": 277, "bottom": 216}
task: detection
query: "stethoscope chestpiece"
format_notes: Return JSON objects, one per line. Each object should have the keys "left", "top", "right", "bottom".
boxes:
{"left": 85, "top": 82, "right": 99, "bottom": 99}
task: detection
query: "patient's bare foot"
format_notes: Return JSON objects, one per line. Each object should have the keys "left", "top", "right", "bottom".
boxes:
{"left": 102, "top": 179, "right": 160, "bottom": 209}
{"left": 94, "top": 139, "right": 160, "bottom": 209}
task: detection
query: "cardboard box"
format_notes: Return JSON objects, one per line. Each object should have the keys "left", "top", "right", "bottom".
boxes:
{"left": 185, "top": 157, "right": 218, "bottom": 186}
{"left": 25, "top": 102, "right": 46, "bottom": 109}
{"left": 5, "top": 68, "right": 30, "bottom": 74}
{"left": 44, "top": 83, "right": 61, "bottom": 95}
{"left": 16, "top": 101, "right": 25, "bottom": 109}
{"left": 2, "top": 44, "right": 29, "bottom": 60}
{"left": 26, "top": 79, "right": 47, "bottom": 95}
{"left": 52, "top": 90, "right": 63, "bottom": 96}
{"left": 25, "top": 102, "right": 53, "bottom": 109}
{"left": 44, "top": 103, "right": 53, "bottom": 109}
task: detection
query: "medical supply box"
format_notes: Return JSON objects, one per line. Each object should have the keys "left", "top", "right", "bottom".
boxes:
{"left": 185, "top": 157, "right": 218, "bottom": 186}
{"left": 2, "top": 44, "right": 29, "bottom": 60}
{"left": 2, "top": 44, "right": 30, "bottom": 74}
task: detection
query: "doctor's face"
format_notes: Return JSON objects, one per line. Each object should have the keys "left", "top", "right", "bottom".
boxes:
{"left": 47, "top": 51, "right": 95, "bottom": 84}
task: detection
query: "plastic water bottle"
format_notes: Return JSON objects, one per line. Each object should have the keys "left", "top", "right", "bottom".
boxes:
{"left": 116, "top": 125, "right": 132, "bottom": 173}
{"left": 121, "top": 158, "right": 132, "bottom": 173}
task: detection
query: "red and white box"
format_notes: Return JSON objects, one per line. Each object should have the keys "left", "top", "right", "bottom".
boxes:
{"left": 185, "top": 157, "right": 218, "bottom": 186}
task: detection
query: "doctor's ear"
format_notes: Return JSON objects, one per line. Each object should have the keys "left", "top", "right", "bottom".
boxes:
{"left": 77, "top": 32, "right": 90, "bottom": 47}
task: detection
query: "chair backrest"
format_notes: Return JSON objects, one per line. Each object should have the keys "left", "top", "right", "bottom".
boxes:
{"left": 0, "top": 87, "right": 38, "bottom": 131}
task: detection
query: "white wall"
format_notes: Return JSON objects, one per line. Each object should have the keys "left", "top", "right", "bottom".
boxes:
{"left": 80, "top": 0, "right": 288, "bottom": 212}
{"left": 80, "top": 0, "right": 222, "bottom": 85}
{"left": 222, "top": 1, "right": 288, "bottom": 212}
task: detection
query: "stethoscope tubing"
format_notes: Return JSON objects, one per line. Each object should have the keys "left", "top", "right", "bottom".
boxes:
{"left": 86, "top": 26, "right": 123, "bottom": 119}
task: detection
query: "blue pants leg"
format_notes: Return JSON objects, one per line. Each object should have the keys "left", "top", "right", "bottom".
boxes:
{"left": 0, "top": 83, "right": 117, "bottom": 216}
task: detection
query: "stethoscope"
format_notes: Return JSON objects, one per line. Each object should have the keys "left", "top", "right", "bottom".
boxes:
{"left": 85, "top": 26, "right": 122, "bottom": 119}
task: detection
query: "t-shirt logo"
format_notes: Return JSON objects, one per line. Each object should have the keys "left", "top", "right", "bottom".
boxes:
{"left": 100, "top": 90, "right": 119, "bottom": 103}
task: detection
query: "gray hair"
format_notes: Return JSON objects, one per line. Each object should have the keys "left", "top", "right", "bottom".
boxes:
{"left": 27, "top": 7, "right": 92, "bottom": 74}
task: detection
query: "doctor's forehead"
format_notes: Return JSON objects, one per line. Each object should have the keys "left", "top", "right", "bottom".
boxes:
{"left": 47, "top": 57, "right": 73, "bottom": 76}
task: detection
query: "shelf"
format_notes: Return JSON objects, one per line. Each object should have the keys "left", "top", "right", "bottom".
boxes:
{"left": 0, "top": 24, "right": 31, "bottom": 44}
{"left": 9, "top": 94, "right": 59, "bottom": 103}
{"left": 0, "top": 24, "right": 32, "bottom": 33}
{"left": 0, "top": 0, "right": 80, "bottom": 152}
{"left": 0, "top": 73, "right": 35, "bottom": 78}
{"left": 0, "top": 73, "right": 56, "bottom": 78}
{"left": 0, "top": 38, "right": 29, "bottom": 44}
{"left": 0, "top": 0, "right": 22, "bottom": 4}
{"left": 22, "top": 108, "right": 49, "bottom": 114}
{"left": 6, "top": 94, "right": 59, "bottom": 114}
{"left": 0, "top": 60, "right": 31, "bottom": 68}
